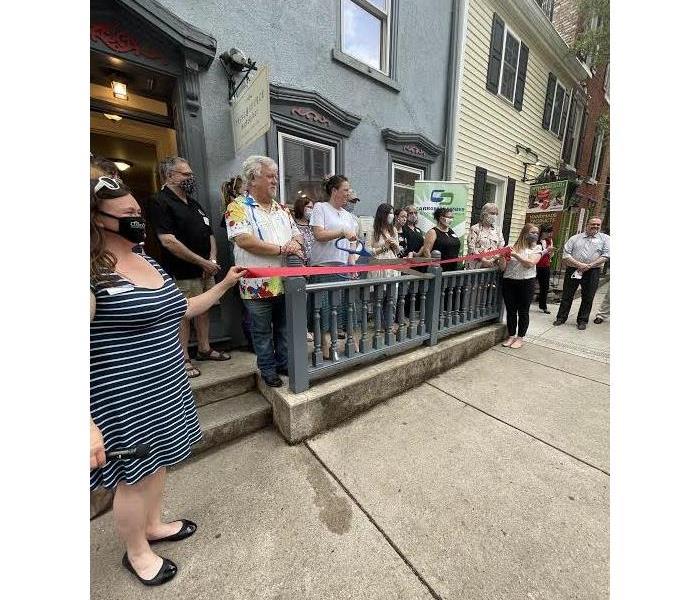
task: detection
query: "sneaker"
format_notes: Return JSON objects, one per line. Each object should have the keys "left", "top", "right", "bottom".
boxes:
{"left": 541, "top": 309, "right": 551, "bottom": 314}
{"left": 262, "top": 374, "right": 284, "bottom": 387}
{"left": 276, "top": 366, "right": 289, "bottom": 377}
{"left": 577, "top": 322, "right": 587, "bottom": 330}
{"left": 593, "top": 317, "right": 604, "bottom": 324}
{"left": 553, "top": 319, "right": 565, "bottom": 326}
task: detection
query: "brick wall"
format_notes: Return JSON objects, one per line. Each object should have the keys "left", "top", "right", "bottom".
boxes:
{"left": 552, "top": 0, "right": 581, "bottom": 48}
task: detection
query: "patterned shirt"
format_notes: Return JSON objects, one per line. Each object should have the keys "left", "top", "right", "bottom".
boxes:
{"left": 226, "top": 196, "right": 301, "bottom": 299}
{"left": 466, "top": 223, "right": 505, "bottom": 268}
{"left": 563, "top": 232, "right": 610, "bottom": 265}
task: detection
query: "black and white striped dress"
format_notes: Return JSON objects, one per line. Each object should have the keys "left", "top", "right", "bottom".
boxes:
{"left": 90, "top": 254, "right": 202, "bottom": 490}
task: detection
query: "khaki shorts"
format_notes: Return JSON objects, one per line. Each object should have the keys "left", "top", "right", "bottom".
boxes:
{"left": 175, "top": 276, "right": 216, "bottom": 299}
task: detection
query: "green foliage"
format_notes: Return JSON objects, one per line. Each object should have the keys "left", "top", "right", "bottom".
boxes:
{"left": 597, "top": 112, "right": 609, "bottom": 138}
{"left": 573, "top": 0, "right": 609, "bottom": 69}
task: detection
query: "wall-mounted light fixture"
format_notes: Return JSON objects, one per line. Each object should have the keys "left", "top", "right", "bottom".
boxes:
{"left": 111, "top": 80, "right": 128, "bottom": 100}
{"left": 219, "top": 47, "right": 257, "bottom": 102}
{"left": 103, "top": 113, "right": 122, "bottom": 122}
{"left": 515, "top": 144, "right": 543, "bottom": 182}
{"left": 107, "top": 158, "right": 133, "bottom": 172}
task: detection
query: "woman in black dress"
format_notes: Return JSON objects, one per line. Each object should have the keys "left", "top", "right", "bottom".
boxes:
{"left": 90, "top": 177, "right": 246, "bottom": 586}
{"left": 418, "top": 206, "right": 462, "bottom": 270}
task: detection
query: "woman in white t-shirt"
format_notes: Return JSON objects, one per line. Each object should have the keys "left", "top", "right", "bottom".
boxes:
{"left": 309, "top": 175, "right": 358, "bottom": 358}
{"left": 500, "top": 223, "right": 542, "bottom": 349}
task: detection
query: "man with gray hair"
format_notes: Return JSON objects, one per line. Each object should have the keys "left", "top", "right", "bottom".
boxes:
{"left": 554, "top": 217, "right": 610, "bottom": 330}
{"left": 225, "top": 155, "right": 304, "bottom": 387}
{"left": 150, "top": 156, "right": 227, "bottom": 379}
{"left": 466, "top": 202, "right": 505, "bottom": 268}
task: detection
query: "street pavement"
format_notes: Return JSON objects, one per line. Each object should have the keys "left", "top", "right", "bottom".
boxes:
{"left": 90, "top": 286, "right": 610, "bottom": 600}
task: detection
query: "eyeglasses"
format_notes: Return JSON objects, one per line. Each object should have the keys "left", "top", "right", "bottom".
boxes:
{"left": 173, "top": 170, "right": 194, "bottom": 177}
{"left": 94, "top": 176, "right": 120, "bottom": 193}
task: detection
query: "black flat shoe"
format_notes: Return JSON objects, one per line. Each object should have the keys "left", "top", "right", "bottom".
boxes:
{"left": 122, "top": 553, "right": 177, "bottom": 586}
{"left": 148, "top": 519, "right": 197, "bottom": 545}
{"left": 263, "top": 374, "right": 284, "bottom": 387}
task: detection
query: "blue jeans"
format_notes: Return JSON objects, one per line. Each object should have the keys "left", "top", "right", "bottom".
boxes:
{"left": 243, "top": 296, "right": 288, "bottom": 377}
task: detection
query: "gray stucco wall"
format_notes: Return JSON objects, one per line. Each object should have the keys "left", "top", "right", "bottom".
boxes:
{"left": 154, "top": 0, "right": 455, "bottom": 343}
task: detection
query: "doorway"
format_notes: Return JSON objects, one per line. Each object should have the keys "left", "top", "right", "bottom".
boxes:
{"left": 90, "top": 111, "right": 178, "bottom": 260}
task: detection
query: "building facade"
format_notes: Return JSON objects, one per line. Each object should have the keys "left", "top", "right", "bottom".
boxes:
{"left": 450, "top": 0, "right": 589, "bottom": 243}
{"left": 553, "top": 0, "right": 610, "bottom": 232}
{"left": 90, "top": 0, "right": 462, "bottom": 345}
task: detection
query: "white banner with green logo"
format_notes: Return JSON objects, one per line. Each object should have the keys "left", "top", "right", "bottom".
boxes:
{"left": 413, "top": 181, "right": 469, "bottom": 252}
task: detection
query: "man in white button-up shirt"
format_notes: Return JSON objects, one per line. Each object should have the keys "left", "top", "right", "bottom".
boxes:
{"left": 554, "top": 217, "right": 610, "bottom": 330}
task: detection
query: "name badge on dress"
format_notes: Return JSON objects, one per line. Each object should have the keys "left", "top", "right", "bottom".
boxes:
{"left": 105, "top": 284, "right": 135, "bottom": 295}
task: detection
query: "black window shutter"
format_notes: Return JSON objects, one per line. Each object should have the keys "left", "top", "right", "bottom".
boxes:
{"left": 596, "top": 137, "right": 607, "bottom": 181}
{"left": 486, "top": 14, "right": 505, "bottom": 94}
{"left": 502, "top": 178, "right": 516, "bottom": 244}
{"left": 574, "top": 110, "right": 588, "bottom": 170}
{"left": 471, "top": 166, "right": 488, "bottom": 225}
{"left": 542, "top": 73, "right": 556, "bottom": 129}
{"left": 513, "top": 43, "right": 529, "bottom": 111}
{"left": 559, "top": 90, "right": 571, "bottom": 139}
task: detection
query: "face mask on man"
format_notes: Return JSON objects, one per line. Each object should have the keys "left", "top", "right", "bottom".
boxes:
{"left": 387, "top": 213, "right": 394, "bottom": 225}
{"left": 483, "top": 213, "right": 497, "bottom": 226}
{"left": 304, "top": 207, "right": 313, "bottom": 221}
{"left": 179, "top": 175, "right": 196, "bottom": 195}
{"left": 100, "top": 211, "right": 147, "bottom": 244}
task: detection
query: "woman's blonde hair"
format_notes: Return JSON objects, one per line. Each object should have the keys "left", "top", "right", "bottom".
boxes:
{"left": 512, "top": 222, "right": 539, "bottom": 253}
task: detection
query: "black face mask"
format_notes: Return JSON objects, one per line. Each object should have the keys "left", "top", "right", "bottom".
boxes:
{"left": 179, "top": 175, "right": 196, "bottom": 195}
{"left": 100, "top": 211, "right": 146, "bottom": 244}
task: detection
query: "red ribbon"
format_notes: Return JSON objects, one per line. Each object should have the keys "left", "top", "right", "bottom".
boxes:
{"left": 243, "top": 247, "right": 511, "bottom": 278}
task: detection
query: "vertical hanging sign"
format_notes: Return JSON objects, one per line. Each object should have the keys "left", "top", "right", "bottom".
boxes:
{"left": 231, "top": 64, "right": 270, "bottom": 153}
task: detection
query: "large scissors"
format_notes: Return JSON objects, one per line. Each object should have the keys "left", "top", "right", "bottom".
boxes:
{"left": 334, "top": 239, "right": 424, "bottom": 276}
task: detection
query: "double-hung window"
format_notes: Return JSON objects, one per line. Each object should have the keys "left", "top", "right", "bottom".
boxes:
{"left": 587, "top": 127, "right": 605, "bottom": 183}
{"left": 277, "top": 132, "right": 335, "bottom": 205}
{"left": 391, "top": 163, "right": 423, "bottom": 208}
{"left": 340, "top": 0, "right": 391, "bottom": 73}
{"left": 562, "top": 97, "right": 584, "bottom": 167}
{"left": 542, "top": 73, "right": 570, "bottom": 139}
{"left": 486, "top": 14, "right": 529, "bottom": 111}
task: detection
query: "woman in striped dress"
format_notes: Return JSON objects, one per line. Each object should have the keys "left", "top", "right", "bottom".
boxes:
{"left": 90, "top": 177, "right": 246, "bottom": 586}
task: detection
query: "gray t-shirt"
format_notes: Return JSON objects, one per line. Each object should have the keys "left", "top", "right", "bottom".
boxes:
{"left": 309, "top": 202, "right": 358, "bottom": 265}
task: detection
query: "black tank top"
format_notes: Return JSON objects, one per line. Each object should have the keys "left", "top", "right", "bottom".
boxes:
{"left": 432, "top": 227, "right": 462, "bottom": 271}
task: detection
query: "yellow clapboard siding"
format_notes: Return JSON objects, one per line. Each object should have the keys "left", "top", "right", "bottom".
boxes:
{"left": 452, "top": 0, "right": 576, "bottom": 238}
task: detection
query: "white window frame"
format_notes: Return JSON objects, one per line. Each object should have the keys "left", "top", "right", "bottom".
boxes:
{"left": 277, "top": 132, "right": 335, "bottom": 205}
{"left": 603, "top": 63, "right": 610, "bottom": 103}
{"left": 340, "top": 0, "right": 392, "bottom": 75}
{"left": 587, "top": 130, "right": 604, "bottom": 184}
{"left": 390, "top": 162, "right": 424, "bottom": 207}
{"left": 547, "top": 78, "right": 568, "bottom": 135}
{"left": 498, "top": 26, "right": 522, "bottom": 104}
{"left": 583, "top": 15, "right": 601, "bottom": 71}
{"left": 561, "top": 95, "right": 584, "bottom": 169}
{"left": 485, "top": 174, "right": 507, "bottom": 230}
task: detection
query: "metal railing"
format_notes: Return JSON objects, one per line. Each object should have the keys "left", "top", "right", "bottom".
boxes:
{"left": 284, "top": 263, "right": 502, "bottom": 392}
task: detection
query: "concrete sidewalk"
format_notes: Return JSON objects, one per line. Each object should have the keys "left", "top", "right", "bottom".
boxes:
{"left": 91, "top": 293, "right": 609, "bottom": 599}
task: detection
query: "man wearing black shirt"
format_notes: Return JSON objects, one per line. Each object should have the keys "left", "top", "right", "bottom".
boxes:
{"left": 150, "top": 157, "right": 230, "bottom": 378}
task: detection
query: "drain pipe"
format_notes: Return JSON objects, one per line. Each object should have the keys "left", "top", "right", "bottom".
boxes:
{"left": 443, "top": 0, "right": 469, "bottom": 180}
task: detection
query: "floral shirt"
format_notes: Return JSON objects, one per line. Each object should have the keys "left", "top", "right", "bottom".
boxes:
{"left": 466, "top": 222, "right": 505, "bottom": 268}
{"left": 226, "top": 196, "right": 301, "bottom": 299}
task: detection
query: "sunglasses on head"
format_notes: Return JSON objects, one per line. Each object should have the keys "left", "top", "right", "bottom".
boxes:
{"left": 94, "top": 176, "right": 121, "bottom": 193}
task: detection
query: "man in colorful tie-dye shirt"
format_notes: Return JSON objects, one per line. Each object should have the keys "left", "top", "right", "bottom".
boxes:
{"left": 226, "top": 156, "right": 303, "bottom": 387}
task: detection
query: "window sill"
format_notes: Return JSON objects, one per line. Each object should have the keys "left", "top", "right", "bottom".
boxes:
{"left": 331, "top": 49, "right": 401, "bottom": 93}
{"left": 488, "top": 89, "right": 520, "bottom": 114}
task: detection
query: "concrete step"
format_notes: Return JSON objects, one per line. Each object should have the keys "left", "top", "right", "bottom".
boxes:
{"left": 261, "top": 323, "right": 507, "bottom": 444}
{"left": 90, "top": 390, "right": 271, "bottom": 519}
{"left": 189, "top": 351, "right": 258, "bottom": 407}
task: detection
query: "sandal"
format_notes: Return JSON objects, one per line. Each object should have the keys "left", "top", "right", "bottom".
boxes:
{"left": 195, "top": 348, "right": 231, "bottom": 361}
{"left": 184, "top": 360, "right": 201, "bottom": 378}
